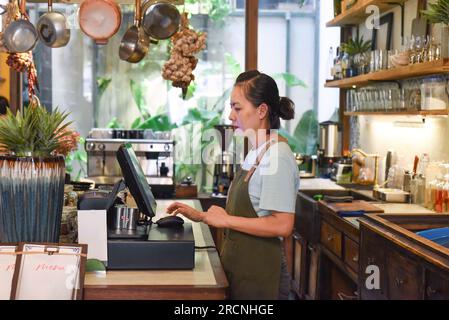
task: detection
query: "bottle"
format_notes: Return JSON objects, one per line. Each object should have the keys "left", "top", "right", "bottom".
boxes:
{"left": 442, "top": 174, "right": 449, "bottom": 213}
{"left": 341, "top": 51, "right": 350, "bottom": 79}
{"left": 419, "top": 153, "right": 430, "bottom": 176}
{"left": 416, "top": 174, "right": 426, "bottom": 206}
{"left": 403, "top": 170, "right": 412, "bottom": 193}
{"left": 160, "top": 162, "right": 169, "bottom": 177}
{"left": 334, "top": 47, "right": 342, "bottom": 80}
{"left": 328, "top": 46, "right": 334, "bottom": 80}
{"left": 426, "top": 177, "right": 438, "bottom": 210}
{"left": 434, "top": 174, "right": 444, "bottom": 213}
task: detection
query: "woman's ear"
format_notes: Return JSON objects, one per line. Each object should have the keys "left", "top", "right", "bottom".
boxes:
{"left": 258, "top": 103, "right": 269, "bottom": 119}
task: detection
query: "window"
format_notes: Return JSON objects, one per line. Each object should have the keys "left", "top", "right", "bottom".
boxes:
{"left": 23, "top": 0, "right": 321, "bottom": 189}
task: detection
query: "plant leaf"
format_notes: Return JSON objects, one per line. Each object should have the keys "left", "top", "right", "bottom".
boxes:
{"left": 130, "top": 79, "right": 147, "bottom": 117}
{"left": 273, "top": 73, "right": 307, "bottom": 88}
{"left": 224, "top": 53, "right": 242, "bottom": 78}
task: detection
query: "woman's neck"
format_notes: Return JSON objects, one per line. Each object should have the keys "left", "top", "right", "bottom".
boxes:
{"left": 248, "top": 129, "right": 277, "bottom": 150}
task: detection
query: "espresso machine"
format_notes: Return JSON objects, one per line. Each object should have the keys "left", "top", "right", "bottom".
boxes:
{"left": 317, "top": 121, "right": 342, "bottom": 178}
{"left": 85, "top": 129, "right": 175, "bottom": 198}
{"left": 212, "top": 125, "right": 236, "bottom": 197}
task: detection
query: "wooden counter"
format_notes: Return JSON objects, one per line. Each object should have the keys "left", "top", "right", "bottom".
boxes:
{"left": 83, "top": 200, "right": 228, "bottom": 300}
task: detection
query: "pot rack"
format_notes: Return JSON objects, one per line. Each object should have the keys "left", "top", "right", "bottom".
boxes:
{"left": 25, "top": 0, "right": 183, "bottom": 5}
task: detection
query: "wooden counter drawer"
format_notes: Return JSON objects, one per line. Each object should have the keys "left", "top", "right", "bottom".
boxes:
{"left": 344, "top": 236, "right": 359, "bottom": 272}
{"left": 321, "top": 221, "right": 342, "bottom": 258}
{"left": 386, "top": 250, "right": 423, "bottom": 300}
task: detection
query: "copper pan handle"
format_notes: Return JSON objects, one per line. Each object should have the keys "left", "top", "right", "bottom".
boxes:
{"left": 135, "top": 0, "right": 141, "bottom": 27}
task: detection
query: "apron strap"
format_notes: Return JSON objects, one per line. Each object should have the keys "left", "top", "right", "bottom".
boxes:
{"left": 244, "top": 135, "right": 287, "bottom": 183}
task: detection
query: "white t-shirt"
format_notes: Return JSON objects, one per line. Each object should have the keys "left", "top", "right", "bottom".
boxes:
{"left": 242, "top": 139, "right": 300, "bottom": 217}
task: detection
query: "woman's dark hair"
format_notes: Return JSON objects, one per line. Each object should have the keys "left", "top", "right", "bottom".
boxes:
{"left": 0, "top": 96, "right": 9, "bottom": 115}
{"left": 235, "top": 70, "right": 295, "bottom": 129}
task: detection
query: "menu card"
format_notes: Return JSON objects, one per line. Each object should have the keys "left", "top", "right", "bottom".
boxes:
{"left": 0, "top": 245, "right": 17, "bottom": 300}
{"left": 11, "top": 243, "right": 87, "bottom": 300}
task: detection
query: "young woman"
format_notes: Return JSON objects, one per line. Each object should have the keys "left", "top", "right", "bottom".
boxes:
{"left": 167, "top": 70, "right": 300, "bottom": 300}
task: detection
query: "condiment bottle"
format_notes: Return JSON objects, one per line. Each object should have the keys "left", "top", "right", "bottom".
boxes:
{"left": 434, "top": 174, "right": 444, "bottom": 213}
{"left": 443, "top": 174, "right": 449, "bottom": 213}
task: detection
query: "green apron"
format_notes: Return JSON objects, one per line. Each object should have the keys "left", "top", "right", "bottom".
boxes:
{"left": 220, "top": 141, "right": 282, "bottom": 300}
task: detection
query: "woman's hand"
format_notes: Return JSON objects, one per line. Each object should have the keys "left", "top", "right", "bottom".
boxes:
{"left": 166, "top": 202, "right": 205, "bottom": 222}
{"left": 204, "top": 205, "right": 231, "bottom": 228}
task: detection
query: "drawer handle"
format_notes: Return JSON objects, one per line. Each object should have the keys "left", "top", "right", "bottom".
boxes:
{"left": 352, "top": 255, "right": 359, "bottom": 262}
{"left": 327, "top": 234, "right": 334, "bottom": 242}
{"left": 395, "top": 277, "right": 404, "bottom": 287}
{"left": 427, "top": 286, "right": 438, "bottom": 296}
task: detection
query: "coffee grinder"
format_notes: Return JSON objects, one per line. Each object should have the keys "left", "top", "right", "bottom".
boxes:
{"left": 212, "top": 125, "right": 236, "bottom": 197}
{"left": 317, "top": 121, "right": 342, "bottom": 178}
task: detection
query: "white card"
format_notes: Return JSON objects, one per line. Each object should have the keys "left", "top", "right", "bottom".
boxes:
{"left": 0, "top": 246, "right": 17, "bottom": 300}
{"left": 77, "top": 209, "right": 107, "bottom": 262}
{"left": 14, "top": 244, "right": 81, "bottom": 300}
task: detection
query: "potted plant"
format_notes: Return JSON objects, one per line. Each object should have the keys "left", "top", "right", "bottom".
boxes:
{"left": 341, "top": 36, "right": 372, "bottom": 76}
{"left": 422, "top": 0, "right": 449, "bottom": 25}
{"left": 0, "top": 101, "right": 77, "bottom": 242}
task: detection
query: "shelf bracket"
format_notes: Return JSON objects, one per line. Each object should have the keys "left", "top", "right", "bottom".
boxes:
{"left": 386, "top": 2, "right": 405, "bottom": 46}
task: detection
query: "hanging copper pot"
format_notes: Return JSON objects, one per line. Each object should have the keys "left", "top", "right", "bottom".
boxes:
{"left": 79, "top": 0, "right": 122, "bottom": 45}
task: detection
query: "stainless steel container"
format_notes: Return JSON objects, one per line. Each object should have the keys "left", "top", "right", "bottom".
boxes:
{"left": 123, "top": 208, "right": 140, "bottom": 230}
{"left": 111, "top": 205, "right": 127, "bottom": 230}
{"left": 319, "top": 121, "right": 340, "bottom": 157}
{"left": 111, "top": 205, "right": 140, "bottom": 230}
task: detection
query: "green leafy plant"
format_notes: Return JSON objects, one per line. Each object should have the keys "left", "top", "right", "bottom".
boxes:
{"left": 185, "top": 0, "right": 231, "bottom": 25}
{"left": 175, "top": 106, "right": 222, "bottom": 185}
{"left": 65, "top": 137, "right": 88, "bottom": 181}
{"left": 279, "top": 110, "right": 319, "bottom": 155}
{"left": 273, "top": 73, "right": 308, "bottom": 88}
{"left": 422, "top": 0, "right": 449, "bottom": 25}
{"left": 341, "top": 36, "right": 372, "bottom": 56}
{"left": 0, "top": 104, "right": 72, "bottom": 157}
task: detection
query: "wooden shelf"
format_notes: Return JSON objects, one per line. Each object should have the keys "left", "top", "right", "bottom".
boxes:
{"left": 325, "top": 59, "right": 449, "bottom": 89}
{"left": 327, "top": 0, "right": 406, "bottom": 27}
{"left": 344, "top": 110, "right": 449, "bottom": 116}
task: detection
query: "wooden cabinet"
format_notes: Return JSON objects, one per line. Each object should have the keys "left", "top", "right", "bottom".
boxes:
{"left": 425, "top": 270, "right": 449, "bottom": 300}
{"left": 359, "top": 214, "right": 449, "bottom": 300}
{"left": 359, "top": 227, "right": 388, "bottom": 300}
{"left": 306, "top": 244, "right": 321, "bottom": 300}
{"left": 343, "top": 236, "right": 359, "bottom": 272}
{"left": 316, "top": 201, "right": 363, "bottom": 299}
{"left": 321, "top": 221, "right": 342, "bottom": 258}
{"left": 386, "top": 250, "right": 423, "bottom": 300}
{"left": 291, "top": 232, "right": 307, "bottom": 299}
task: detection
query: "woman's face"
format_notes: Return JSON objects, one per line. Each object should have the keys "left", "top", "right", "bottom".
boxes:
{"left": 229, "top": 85, "right": 266, "bottom": 133}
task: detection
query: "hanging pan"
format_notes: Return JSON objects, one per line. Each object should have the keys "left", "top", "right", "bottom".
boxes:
{"left": 141, "top": 0, "right": 181, "bottom": 40}
{"left": 79, "top": 0, "right": 122, "bottom": 45}
{"left": 37, "top": 0, "right": 70, "bottom": 48}
{"left": 3, "top": 0, "right": 38, "bottom": 53}
{"left": 119, "top": 0, "right": 149, "bottom": 63}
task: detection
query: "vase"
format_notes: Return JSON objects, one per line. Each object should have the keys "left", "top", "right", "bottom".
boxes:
{"left": 0, "top": 155, "right": 65, "bottom": 243}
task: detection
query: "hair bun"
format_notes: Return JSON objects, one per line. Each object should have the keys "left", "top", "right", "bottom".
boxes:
{"left": 278, "top": 97, "right": 295, "bottom": 120}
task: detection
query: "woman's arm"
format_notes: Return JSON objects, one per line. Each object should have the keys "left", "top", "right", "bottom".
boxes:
{"left": 208, "top": 206, "right": 294, "bottom": 238}
{"left": 166, "top": 202, "right": 294, "bottom": 238}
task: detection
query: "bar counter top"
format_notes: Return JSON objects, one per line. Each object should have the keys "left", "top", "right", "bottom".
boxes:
{"left": 83, "top": 200, "right": 228, "bottom": 300}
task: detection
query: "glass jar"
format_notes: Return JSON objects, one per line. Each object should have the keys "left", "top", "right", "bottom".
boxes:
{"left": 420, "top": 76, "right": 449, "bottom": 110}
